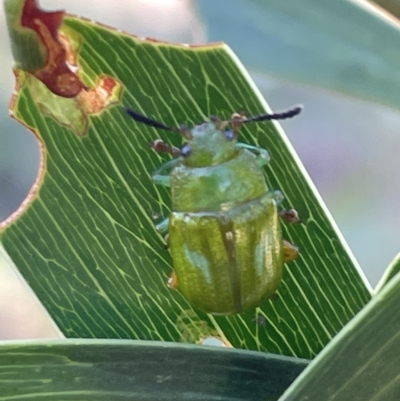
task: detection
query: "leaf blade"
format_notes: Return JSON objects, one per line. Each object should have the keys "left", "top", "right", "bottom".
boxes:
{"left": 0, "top": 339, "right": 309, "bottom": 401}
{"left": 1, "top": 13, "right": 371, "bottom": 358}
{"left": 278, "top": 259, "right": 400, "bottom": 401}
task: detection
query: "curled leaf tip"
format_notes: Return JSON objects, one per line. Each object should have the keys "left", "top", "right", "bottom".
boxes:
{"left": 21, "top": 0, "right": 64, "bottom": 39}
{"left": 5, "top": 0, "right": 87, "bottom": 98}
{"left": 22, "top": 0, "right": 87, "bottom": 97}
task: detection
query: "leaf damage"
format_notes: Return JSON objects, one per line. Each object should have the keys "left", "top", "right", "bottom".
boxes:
{"left": 21, "top": 0, "right": 86, "bottom": 98}
{"left": 77, "top": 76, "right": 120, "bottom": 115}
{"left": 13, "top": 0, "right": 122, "bottom": 135}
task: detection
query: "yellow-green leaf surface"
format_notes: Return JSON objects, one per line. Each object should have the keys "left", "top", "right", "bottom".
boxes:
{"left": 0, "top": 339, "right": 309, "bottom": 400}
{"left": 278, "top": 259, "right": 400, "bottom": 401}
{"left": 1, "top": 13, "right": 371, "bottom": 359}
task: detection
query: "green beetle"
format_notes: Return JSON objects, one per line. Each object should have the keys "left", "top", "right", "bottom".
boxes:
{"left": 126, "top": 106, "right": 301, "bottom": 315}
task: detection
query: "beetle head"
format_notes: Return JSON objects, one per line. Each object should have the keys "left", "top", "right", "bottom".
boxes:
{"left": 125, "top": 105, "right": 302, "bottom": 168}
{"left": 181, "top": 119, "right": 238, "bottom": 167}
{"left": 125, "top": 107, "right": 238, "bottom": 167}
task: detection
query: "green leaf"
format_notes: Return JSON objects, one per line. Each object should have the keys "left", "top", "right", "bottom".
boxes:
{"left": 278, "top": 261, "right": 400, "bottom": 401}
{"left": 0, "top": 339, "right": 309, "bottom": 401}
{"left": 1, "top": 10, "right": 371, "bottom": 358}
{"left": 199, "top": 0, "right": 400, "bottom": 109}
{"left": 375, "top": 251, "right": 400, "bottom": 292}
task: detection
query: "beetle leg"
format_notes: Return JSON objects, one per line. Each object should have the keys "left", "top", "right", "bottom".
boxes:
{"left": 279, "top": 208, "right": 302, "bottom": 223}
{"left": 267, "top": 190, "right": 302, "bottom": 223}
{"left": 152, "top": 158, "right": 180, "bottom": 188}
{"left": 164, "top": 233, "right": 170, "bottom": 249}
{"left": 155, "top": 217, "right": 169, "bottom": 234}
{"left": 235, "top": 142, "right": 271, "bottom": 167}
{"left": 283, "top": 240, "right": 299, "bottom": 262}
{"left": 155, "top": 218, "right": 170, "bottom": 248}
{"left": 167, "top": 269, "right": 179, "bottom": 290}
{"left": 270, "top": 190, "right": 284, "bottom": 205}
{"left": 149, "top": 139, "right": 181, "bottom": 157}
{"left": 271, "top": 293, "right": 280, "bottom": 301}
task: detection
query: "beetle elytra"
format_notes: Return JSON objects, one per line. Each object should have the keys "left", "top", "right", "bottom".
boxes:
{"left": 126, "top": 106, "right": 301, "bottom": 315}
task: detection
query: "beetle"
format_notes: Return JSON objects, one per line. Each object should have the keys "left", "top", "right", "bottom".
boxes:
{"left": 125, "top": 105, "right": 301, "bottom": 315}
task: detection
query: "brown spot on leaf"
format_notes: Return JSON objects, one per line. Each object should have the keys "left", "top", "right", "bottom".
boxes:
{"left": 77, "top": 76, "right": 120, "bottom": 115}
{"left": 21, "top": 0, "right": 86, "bottom": 97}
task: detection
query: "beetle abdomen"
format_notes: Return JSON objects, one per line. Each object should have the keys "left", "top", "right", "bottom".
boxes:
{"left": 169, "top": 192, "right": 283, "bottom": 315}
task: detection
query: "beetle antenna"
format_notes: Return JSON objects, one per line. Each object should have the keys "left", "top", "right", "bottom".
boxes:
{"left": 243, "top": 105, "right": 303, "bottom": 123}
{"left": 229, "top": 105, "right": 302, "bottom": 139}
{"left": 125, "top": 107, "right": 174, "bottom": 131}
{"left": 125, "top": 107, "right": 193, "bottom": 139}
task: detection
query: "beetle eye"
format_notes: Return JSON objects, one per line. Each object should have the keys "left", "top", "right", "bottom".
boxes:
{"left": 224, "top": 130, "right": 235, "bottom": 141}
{"left": 181, "top": 143, "right": 192, "bottom": 157}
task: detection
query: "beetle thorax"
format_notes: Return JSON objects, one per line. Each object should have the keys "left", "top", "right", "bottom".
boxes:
{"left": 170, "top": 149, "right": 268, "bottom": 212}
{"left": 184, "top": 122, "right": 237, "bottom": 168}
